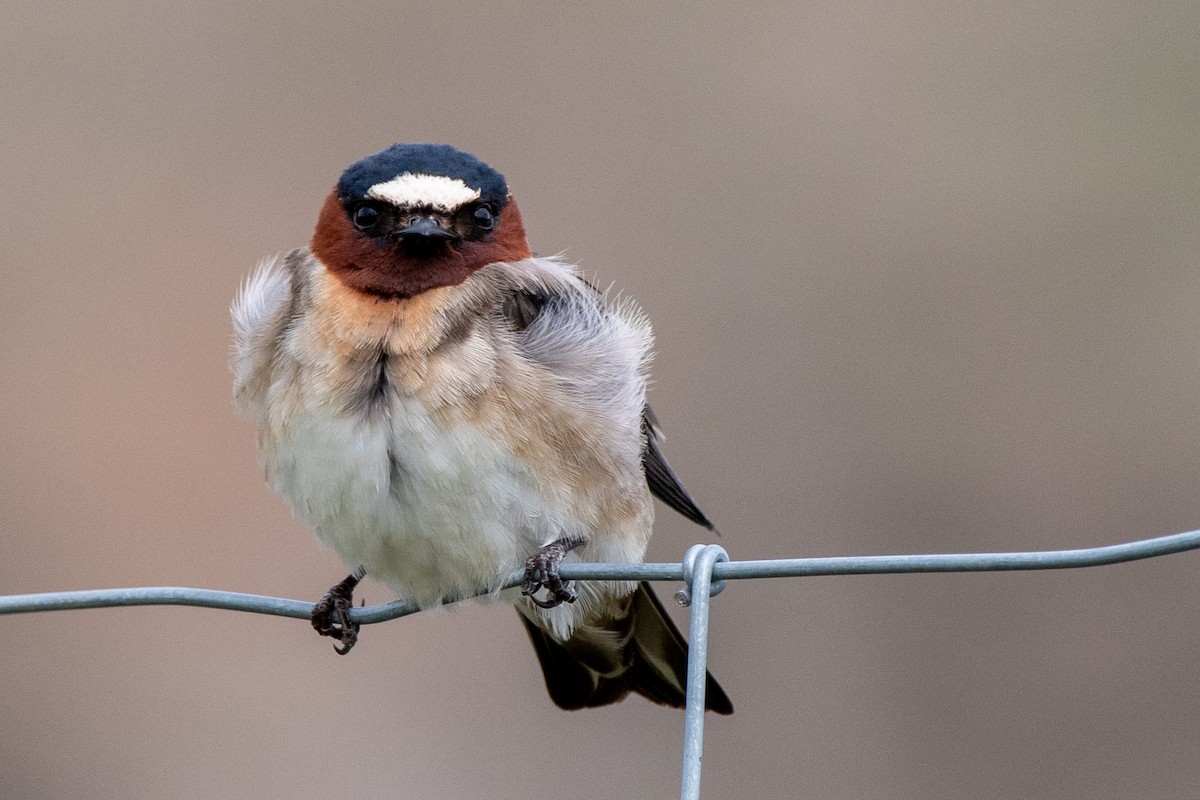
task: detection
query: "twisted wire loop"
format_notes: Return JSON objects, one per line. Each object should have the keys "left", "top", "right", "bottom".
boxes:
{"left": 675, "top": 543, "right": 730, "bottom": 607}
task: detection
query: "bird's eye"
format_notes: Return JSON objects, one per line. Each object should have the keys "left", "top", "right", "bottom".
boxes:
{"left": 353, "top": 204, "right": 381, "bottom": 231}
{"left": 473, "top": 205, "right": 495, "bottom": 231}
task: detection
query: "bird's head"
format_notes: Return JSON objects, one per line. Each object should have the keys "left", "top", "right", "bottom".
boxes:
{"left": 311, "top": 143, "right": 532, "bottom": 298}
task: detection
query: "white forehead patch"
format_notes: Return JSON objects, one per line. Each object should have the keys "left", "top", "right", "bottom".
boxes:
{"left": 366, "top": 173, "right": 482, "bottom": 211}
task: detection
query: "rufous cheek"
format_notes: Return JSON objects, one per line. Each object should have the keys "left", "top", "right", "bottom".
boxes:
{"left": 310, "top": 189, "right": 533, "bottom": 298}
{"left": 310, "top": 189, "right": 381, "bottom": 283}
{"left": 480, "top": 200, "right": 534, "bottom": 263}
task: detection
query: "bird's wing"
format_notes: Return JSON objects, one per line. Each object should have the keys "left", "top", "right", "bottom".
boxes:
{"left": 641, "top": 404, "right": 714, "bottom": 530}
{"left": 498, "top": 264, "right": 714, "bottom": 530}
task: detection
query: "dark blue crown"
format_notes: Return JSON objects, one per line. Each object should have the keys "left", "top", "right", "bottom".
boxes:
{"left": 337, "top": 143, "right": 509, "bottom": 208}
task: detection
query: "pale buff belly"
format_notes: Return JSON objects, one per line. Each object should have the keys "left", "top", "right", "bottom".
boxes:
{"left": 263, "top": 394, "right": 566, "bottom": 608}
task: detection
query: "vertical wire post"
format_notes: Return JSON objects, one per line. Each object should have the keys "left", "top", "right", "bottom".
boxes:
{"left": 677, "top": 544, "right": 728, "bottom": 800}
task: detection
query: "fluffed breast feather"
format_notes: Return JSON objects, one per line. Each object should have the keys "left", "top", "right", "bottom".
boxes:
{"left": 230, "top": 255, "right": 295, "bottom": 418}
{"left": 232, "top": 249, "right": 653, "bottom": 428}
{"left": 231, "top": 248, "right": 656, "bottom": 622}
{"left": 506, "top": 269, "right": 653, "bottom": 436}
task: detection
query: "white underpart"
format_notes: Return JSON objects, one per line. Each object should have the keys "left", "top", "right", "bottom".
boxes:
{"left": 366, "top": 173, "right": 481, "bottom": 211}
{"left": 267, "top": 395, "right": 554, "bottom": 609}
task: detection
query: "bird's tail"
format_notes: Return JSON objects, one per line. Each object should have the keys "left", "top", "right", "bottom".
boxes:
{"left": 519, "top": 582, "right": 733, "bottom": 714}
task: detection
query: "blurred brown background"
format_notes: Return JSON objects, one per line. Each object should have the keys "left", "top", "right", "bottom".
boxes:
{"left": 2, "top": 2, "right": 1199, "bottom": 798}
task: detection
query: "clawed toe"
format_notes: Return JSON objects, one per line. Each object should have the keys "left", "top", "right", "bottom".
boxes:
{"left": 311, "top": 573, "right": 362, "bottom": 655}
{"left": 522, "top": 539, "right": 580, "bottom": 609}
{"left": 525, "top": 580, "right": 578, "bottom": 609}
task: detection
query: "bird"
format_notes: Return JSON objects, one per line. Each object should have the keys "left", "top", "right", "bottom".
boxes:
{"left": 231, "top": 142, "right": 732, "bottom": 714}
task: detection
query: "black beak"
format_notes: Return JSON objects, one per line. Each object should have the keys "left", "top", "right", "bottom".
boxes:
{"left": 391, "top": 216, "right": 459, "bottom": 242}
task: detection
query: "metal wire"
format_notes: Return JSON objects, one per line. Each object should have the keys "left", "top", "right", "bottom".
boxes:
{"left": 3, "top": 527, "right": 1200, "bottom": 799}
{"left": 679, "top": 544, "right": 728, "bottom": 799}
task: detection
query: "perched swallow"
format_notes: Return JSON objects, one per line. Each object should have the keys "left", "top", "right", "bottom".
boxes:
{"left": 231, "top": 143, "right": 731, "bottom": 714}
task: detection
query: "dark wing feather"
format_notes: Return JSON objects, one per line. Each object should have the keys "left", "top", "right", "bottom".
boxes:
{"left": 500, "top": 288, "right": 550, "bottom": 332}
{"left": 642, "top": 405, "right": 715, "bottom": 530}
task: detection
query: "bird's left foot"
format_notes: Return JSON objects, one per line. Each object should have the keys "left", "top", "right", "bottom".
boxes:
{"left": 311, "top": 572, "right": 362, "bottom": 655}
{"left": 522, "top": 539, "right": 581, "bottom": 609}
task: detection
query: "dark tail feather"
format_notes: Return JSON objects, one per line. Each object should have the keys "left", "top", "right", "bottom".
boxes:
{"left": 519, "top": 613, "right": 631, "bottom": 709}
{"left": 631, "top": 581, "right": 734, "bottom": 714}
{"left": 519, "top": 582, "right": 733, "bottom": 715}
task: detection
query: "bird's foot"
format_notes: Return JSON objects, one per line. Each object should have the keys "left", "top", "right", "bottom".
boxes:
{"left": 522, "top": 539, "right": 581, "bottom": 609}
{"left": 311, "top": 572, "right": 361, "bottom": 655}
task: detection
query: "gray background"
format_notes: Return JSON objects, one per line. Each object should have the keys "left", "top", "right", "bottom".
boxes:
{"left": 3, "top": 2, "right": 1199, "bottom": 798}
